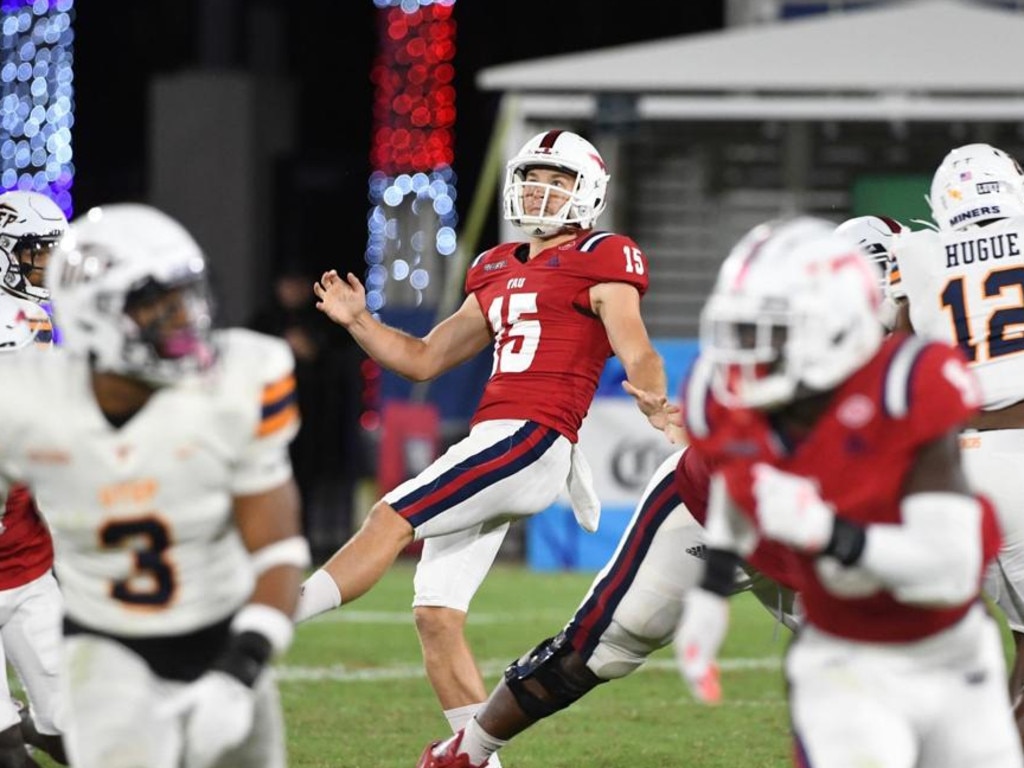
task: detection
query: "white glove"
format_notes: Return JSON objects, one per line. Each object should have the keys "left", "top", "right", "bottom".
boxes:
{"left": 674, "top": 588, "right": 729, "bottom": 704}
{"left": 752, "top": 463, "right": 834, "bottom": 553}
{"left": 165, "top": 671, "right": 256, "bottom": 768}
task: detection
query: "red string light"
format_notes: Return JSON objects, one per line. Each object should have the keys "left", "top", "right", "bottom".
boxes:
{"left": 370, "top": 3, "right": 456, "bottom": 175}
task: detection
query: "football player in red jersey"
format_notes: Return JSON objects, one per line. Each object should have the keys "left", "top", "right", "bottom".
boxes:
{"left": 0, "top": 190, "right": 68, "bottom": 767}
{"left": 297, "top": 130, "right": 673, "bottom": 763}
{"left": 412, "top": 442, "right": 800, "bottom": 768}
{"left": 677, "top": 217, "right": 1022, "bottom": 767}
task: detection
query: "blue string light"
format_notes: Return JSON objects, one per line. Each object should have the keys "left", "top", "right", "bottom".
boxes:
{"left": 0, "top": 0, "right": 73, "bottom": 216}
{"left": 365, "top": 0, "right": 457, "bottom": 311}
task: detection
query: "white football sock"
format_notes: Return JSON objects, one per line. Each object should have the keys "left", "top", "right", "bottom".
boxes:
{"left": 443, "top": 704, "right": 504, "bottom": 768}
{"left": 461, "top": 717, "right": 507, "bottom": 767}
{"left": 443, "top": 703, "right": 481, "bottom": 733}
{"left": 293, "top": 569, "right": 341, "bottom": 623}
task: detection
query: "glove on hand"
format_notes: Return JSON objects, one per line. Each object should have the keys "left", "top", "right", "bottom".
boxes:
{"left": 164, "top": 670, "right": 256, "bottom": 768}
{"left": 752, "top": 463, "right": 834, "bottom": 553}
{"left": 675, "top": 588, "right": 729, "bottom": 704}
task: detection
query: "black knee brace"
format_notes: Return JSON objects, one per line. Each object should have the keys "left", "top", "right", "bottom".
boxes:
{"left": 18, "top": 708, "right": 65, "bottom": 766}
{"left": 503, "top": 632, "right": 605, "bottom": 720}
{"left": 0, "top": 724, "right": 38, "bottom": 768}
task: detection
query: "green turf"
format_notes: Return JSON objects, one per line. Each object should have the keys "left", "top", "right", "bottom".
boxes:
{"left": 282, "top": 562, "right": 794, "bottom": 768}
{"left": 24, "top": 561, "right": 1016, "bottom": 767}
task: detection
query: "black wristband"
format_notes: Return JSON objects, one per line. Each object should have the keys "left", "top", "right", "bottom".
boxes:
{"left": 211, "top": 630, "right": 273, "bottom": 688}
{"left": 700, "top": 548, "right": 741, "bottom": 597}
{"left": 823, "top": 517, "right": 867, "bottom": 566}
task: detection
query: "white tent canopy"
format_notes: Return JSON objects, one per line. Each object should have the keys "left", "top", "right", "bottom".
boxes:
{"left": 478, "top": 0, "right": 1024, "bottom": 121}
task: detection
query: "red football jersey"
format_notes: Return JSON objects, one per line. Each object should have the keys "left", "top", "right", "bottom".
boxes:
{"left": 674, "top": 444, "right": 802, "bottom": 592}
{"left": 466, "top": 230, "right": 648, "bottom": 442}
{"left": 0, "top": 483, "right": 54, "bottom": 589}
{"left": 685, "top": 333, "right": 1000, "bottom": 643}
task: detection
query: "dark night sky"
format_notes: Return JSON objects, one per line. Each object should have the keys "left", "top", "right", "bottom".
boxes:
{"left": 70, "top": 1, "right": 725, "bottom": 278}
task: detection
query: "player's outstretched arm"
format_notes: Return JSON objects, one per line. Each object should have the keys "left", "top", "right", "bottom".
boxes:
{"left": 892, "top": 299, "right": 913, "bottom": 334}
{"left": 621, "top": 380, "right": 684, "bottom": 444}
{"left": 314, "top": 270, "right": 368, "bottom": 328}
{"left": 234, "top": 478, "right": 307, "bottom": 626}
{"left": 753, "top": 431, "right": 988, "bottom": 607}
{"left": 591, "top": 282, "right": 669, "bottom": 427}
{"left": 314, "top": 270, "right": 491, "bottom": 381}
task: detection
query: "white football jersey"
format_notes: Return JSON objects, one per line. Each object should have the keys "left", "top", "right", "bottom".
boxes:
{"left": 0, "top": 328, "right": 299, "bottom": 637}
{"left": 895, "top": 217, "right": 1024, "bottom": 409}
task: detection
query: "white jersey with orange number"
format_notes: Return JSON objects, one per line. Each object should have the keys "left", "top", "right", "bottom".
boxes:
{"left": 894, "top": 217, "right": 1024, "bottom": 410}
{"left": 0, "top": 327, "right": 299, "bottom": 637}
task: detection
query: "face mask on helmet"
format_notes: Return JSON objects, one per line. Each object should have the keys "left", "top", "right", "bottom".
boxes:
{"left": 834, "top": 215, "right": 908, "bottom": 331}
{"left": 702, "top": 294, "right": 797, "bottom": 408}
{"left": 834, "top": 215, "right": 907, "bottom": 284}
{"left": 119, "top": 275, "right": 214, "bottom": 378}
{"left": 700, "top": 217, "right": 883, "bottom": 411}
{"left": 0, "top": 191, "right": 68, "bottom": 304}
{"left": 503, "top": 130, "right": 610, "bottom": 237}
{"left": 46, "top": 204, "right": 216, "bottom": 386}
{"left": 928, "top": 143, "right": 1024, "bottom": 231}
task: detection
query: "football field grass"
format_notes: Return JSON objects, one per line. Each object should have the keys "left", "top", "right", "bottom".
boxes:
{"left": 23, "top": 561, "right": 1015, "bottom": 767}
{"left": 281, "top": 562, "right": 796, "bottom": 768}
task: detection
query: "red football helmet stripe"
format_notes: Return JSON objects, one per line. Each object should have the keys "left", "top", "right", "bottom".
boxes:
{"left": 538, "top": 130, "right": 563, "bottom": 149}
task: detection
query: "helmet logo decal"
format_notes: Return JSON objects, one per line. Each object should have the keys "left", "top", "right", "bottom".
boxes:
{"left": 949, "top": 205, "right": 1003, "bottom": 228}
{"left": 0, "top": 205, "right": 18, "bottom": 229}
{"left": 836, "top": 393, "right": 876, "bottom": 429}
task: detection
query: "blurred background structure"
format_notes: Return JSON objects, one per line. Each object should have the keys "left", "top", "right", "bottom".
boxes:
{"left": 7, "top": 0, "right": 1024, "bottom": 561}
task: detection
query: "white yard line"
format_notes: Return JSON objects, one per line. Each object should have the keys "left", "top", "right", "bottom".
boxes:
{"left": 303, "top": 610, "right": 569, "bottom": 625}
{"left": 277, "top": 656, "right": 781, "bottom": 683}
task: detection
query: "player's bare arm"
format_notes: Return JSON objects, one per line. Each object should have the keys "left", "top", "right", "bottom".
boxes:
{"left": 752, "top": 428, "right": 985, "bottom": 608}
{"left": 622, "top": 380, "right": 684, "bottom": 443}
{"left": 902, "top": 429, "right": 970, "bottom": 496}
{"left": 315, "top": 271, "right": 491, "bottom": 381}
{"left": 892, "top": 298, "right": 913, "bottom": 334}
{"left": 233, "top": 478, "right": 305, "bottom": 617}
{"left": 314, "top": 270, "right": 367, "bottom": 328}
{"left": 591, "top": 281, "right": 669, "bottom": 425}
{"left": 854, "top": 429, "right": 985, "bottom": 607}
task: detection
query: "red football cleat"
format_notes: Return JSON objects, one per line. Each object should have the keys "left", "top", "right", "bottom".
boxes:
{"left": 416, "top": 730, "right": 489, "bottom": 768}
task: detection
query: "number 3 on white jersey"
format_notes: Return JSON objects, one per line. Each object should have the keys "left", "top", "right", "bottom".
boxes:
{"left": 487, "top": 293, "right": 540, "bottom": 373}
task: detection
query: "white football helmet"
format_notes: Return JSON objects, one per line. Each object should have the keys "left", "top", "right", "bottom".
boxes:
{"left": 928, "top": 143, "right": 1024, "bottom": 231}
{"left": 834, "top": 215, "right": 907, "bottom": 281}
{"left": 45, "top": 204, "right": 215, "bottom": 385}
{"left": 503, "top": 130, "right": 610, "bottom": 237}
{"left": 700, "top": 216, "right": 883, "bottom": 410}
{"left": 0, "top": 191, "right": 68, "bottom": 303}
{"left": 835, "top": 215, "right": 909, "bottom": 331}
